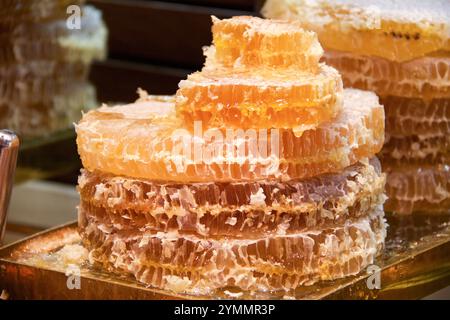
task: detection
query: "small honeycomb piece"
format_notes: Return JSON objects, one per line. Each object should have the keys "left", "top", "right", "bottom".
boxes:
{"left": 384, "top": 164, "right": 450, "bottom": 215}
{"left": 207, "top": 15, "right": 323, "bottom": 72}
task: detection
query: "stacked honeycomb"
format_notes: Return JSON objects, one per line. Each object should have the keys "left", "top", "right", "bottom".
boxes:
{"left": 0, "top": 0, "right": 107, "bottom": 138}
{"left": 264, "top": 0, "right": 450, "bottom": 215}
{"left": 76, "top": 16, "right": 386, "bottom": 294}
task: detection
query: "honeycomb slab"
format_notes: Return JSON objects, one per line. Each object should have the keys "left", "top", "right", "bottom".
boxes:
{"left": 176, "top": 64, "right": 343, "bottom": 132}
{"left": 384, "top": 164, "right": 450, "bottom": 215}
{"left": 76, "top": 90, "right": 384, "bottom": 183}
{"left": 323, "top": 50, "right": 450, "bottom": 100}
{"left": 262, "top": 0, "right": 450, "bottom": 62}
{"left": 208, "top": 15, "right": 323, "bottom": 71}
{"left": 78, "top": 158, "right": 385, "bottom": 238}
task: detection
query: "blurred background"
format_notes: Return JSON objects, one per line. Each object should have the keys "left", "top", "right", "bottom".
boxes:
{"left": 90, "top": 0, "right": 264, "bottom": 101}
{"left": 3, "top": 0, "right": 263, "bottom": 243}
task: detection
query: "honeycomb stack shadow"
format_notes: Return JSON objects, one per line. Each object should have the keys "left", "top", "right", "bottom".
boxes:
{"left": 76, "top": 16, "right": 387, "bottom": 294}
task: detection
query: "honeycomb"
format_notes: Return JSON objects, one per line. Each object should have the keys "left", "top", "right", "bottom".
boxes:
{"left": 384, "top": 164, "right": 450, "bottom": 215}
{"left": 80, "top": 206, "right": 386, "bottom": 293}
{"left": 76, "top": 89, "right": 384, "bottom": 183}
{"left": 262, "top": 0, "right": 450, "bottom": 62}
{"left": 207, "top": 16, "right": 323, "bottom": 72}
{"left": 0, "top": 5, "right": 107, "bottom": 65}
{"left": 176, "top": 64, "right": 343, "bottom": 132}
{"left": 382, "top": 96, "right": 450, "bottom": 137}
{"left": 78, "top": 158, "right": 385, "bottom": 238}
{"left": 75, "top": 15, "right": 387, "bottom": 293}
{"left": 380, "top": 134, "right": 449, "bottom": 165}
{"left": 323, "top": 50, "right": 450, "bottom": 100}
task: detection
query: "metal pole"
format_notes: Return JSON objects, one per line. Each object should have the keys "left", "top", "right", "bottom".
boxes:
{"left": 0, "top": 130, "right": 19, "bottom": 245}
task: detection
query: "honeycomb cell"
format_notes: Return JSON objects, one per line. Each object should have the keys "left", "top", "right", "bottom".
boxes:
{"left": 78, "top": 158, "right": 386, "bottom": 238}
{"left": 76, "top": 89, "right": 384, "bottom": 183}
{"left": 380, "top": 134, "right": 450, "bottom": 165}
{"left": 382, "top": 96, "right": 450, "bottom": 137}
{"left": 384, "top": 164, "right": 450, "bottom": 215}
{"left": 262, "top": 0, "right": 450, "bottom": 62}
{"left": 207, "top": 15, "right": 323, "bottom": 72}
{"left": 80, "top": 206, "right": 386, "bottom": 293}
{"left": 322, "top": 50, "right": 450, "bottom": 100}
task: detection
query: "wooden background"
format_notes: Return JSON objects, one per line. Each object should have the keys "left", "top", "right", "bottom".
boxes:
{"left": 88, "top": 0, "right": 263, "bottom": 103}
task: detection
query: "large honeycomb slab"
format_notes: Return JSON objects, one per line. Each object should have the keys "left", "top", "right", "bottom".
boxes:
{"left": 78, "top": 158, "right": 385, "bottom": 238}
{"left": 262, "top": 0, "right": 450, "bottom": 62}
{"left": 76, "top": 89, "right": 384, "bottom": 183}
{"left": 80, "top": 207, "right": 386, "bottom": 293}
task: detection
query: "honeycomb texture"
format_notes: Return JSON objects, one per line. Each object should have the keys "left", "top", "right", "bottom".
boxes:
{"left": 323, "top": 50, "right": 450, "bottom": 100}
{"left": 384, "top": 164, "right": 450, "bottom": 215}
{"left": 382, "top": 96, "right": 450, "bottom": 137}
{"left": 380, "top": 134, "right": 449, "bottom": 165}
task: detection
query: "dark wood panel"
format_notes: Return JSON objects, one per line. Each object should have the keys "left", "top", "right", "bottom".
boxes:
{"left": 147, "top": 0, "right": 261, "bottom": 11}
{"left": 89, "top": 0, "right": 254, "bottom": 69}
{"left": 90, "top": 59, "right": 190, "bottom": 103}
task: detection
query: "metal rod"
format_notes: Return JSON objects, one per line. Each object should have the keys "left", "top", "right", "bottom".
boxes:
{"left": 0, "top": 130, "right": 19, "bottom": 245}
